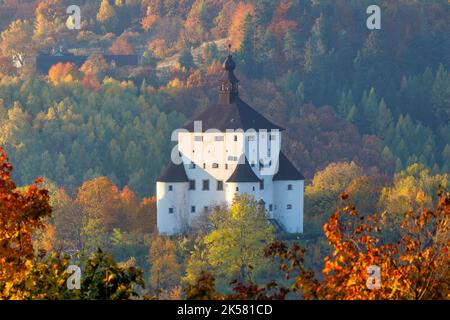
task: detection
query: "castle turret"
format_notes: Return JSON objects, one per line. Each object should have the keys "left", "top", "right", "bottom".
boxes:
{"left": 273, "top": 152, "right": 305, "bottom": 233}
{"left": 225, "top": 156, "right": 261, "bottom": 203}
{"left": 156, "top": 162, "right": 189, "bottom": 235}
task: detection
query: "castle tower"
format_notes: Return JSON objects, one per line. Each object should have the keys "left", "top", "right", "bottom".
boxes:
{"left": 156, "top": 162, "right": 189, "bottom": 234}
{"left": 219, "top": 45, "right": 239, "bottom": 104}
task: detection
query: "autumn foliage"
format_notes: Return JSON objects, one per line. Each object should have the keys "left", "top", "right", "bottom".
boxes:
{"left": 267, "top": 192, "right": 450, "bottom": 300}
{"left": 0, "top": 148, "right": 145, "bottom": 299}
{"left": 186, "top": 192, "right": 449, "bottom": 300}
{"left": 110, "top": 35, "right": 134, "bottom": 55}
{"left": 48, "top": 62, "right": 81, "bottom": 85}
{"left": 0, "top": 147, "right": 52, "bottom": 296}
{"left": 141, "top": 6, "right": 158, "bottom": 32}
{"left": 228, "top": 2, "right": 255, "bottom": 50}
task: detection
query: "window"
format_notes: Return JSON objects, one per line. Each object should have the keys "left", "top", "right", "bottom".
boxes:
{"left": 203, "top": 179, "right": 210, "bottom": 190}
{"left": 212, "top": 163, "right": 219, "bottom": 169}
{"left": 287, "top": 204, "right": 292, "bottom": 210}
{"left": 168, "top": 185, "right": 173, "bottom": 191}
{"left": 203, "top": 163, "right": 206, "bottom": 169}
{"left": 269, "top": 204, "right": 273, "bottom": 211}
{"left": 215, "top": 136, "right": 224, "bottom": 141}
{"left": 288, "top": 184, "right": 293, "bottom": 190}
{"left": 247, "top": 135, "right": 255, "bottom": 141}
{"left": 252, "top": 186, "right": 255, "bottom": 191}
{"left": 195, "top": 136, "right": 203, "bottom": 142}
{"left": 236, "top": 187, "right": 239, "bottom": 191}
{"left": 260, "top": 180, "right": 264, "bottom": 190}
{"left": 169, "top": 207, "right": 174, "bottom": 214}
{"left": 191, "top": 206, "right": 196, "bottom": 213}
{"left": 260, "top": 160, "right": 272, "bottom": 168}
{"left": 189, "top": 162, "right": 196, "bottom": 169}
{"left": 228, "top": 156, "right": 238, "bottom": 161}
{"left": 204, "top": 206, "right": 209, "bottom": 212}
{"left": 217, "top": 181, "right": 224, "bottom": 191}
{"left": 251, "top": 162, "right": 256, "bottom": 167}
{"left": 189, "top": 180, "right": 196, "bottom": 190}
{"left": 234, "top": 135, "right": 238, "bottom": 141}
{"left": 225, "top": 164, "right": 228, "bottom": 170}
{"left": 269, "top": 134, "right": 277, "bottom": 140}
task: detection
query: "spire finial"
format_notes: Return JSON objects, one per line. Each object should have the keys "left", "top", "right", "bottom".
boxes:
{"left": 228, "top": 44, "right": 232, "bottom": 56}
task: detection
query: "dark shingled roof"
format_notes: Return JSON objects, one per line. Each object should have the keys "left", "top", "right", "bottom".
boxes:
{"left": 157, "top": 162, "right": 189, "bottom": 182}
{"left": 273, "top": 152, "right": 305, "bottom": 181}
{"left": 226, "top": 156, "right": 261, "bottom": 183}
{"left": 183, "top": 97, "right": 285, "bottom": 132}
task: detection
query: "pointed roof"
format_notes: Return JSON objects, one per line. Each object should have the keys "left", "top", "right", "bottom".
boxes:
{"left": 183, "top": 97, "right": 284, "bottom": 131}
{"left": 226, "top": 156, "right": 261, "bottom": 183}
{"left": 273, "top": 152, "right": 305, "bottom": 181}
{"left": 183, "top": 51, "right": 284, "bottom": 132}
{"left": 157, "top": 162, "right": 188, "bottom": 182}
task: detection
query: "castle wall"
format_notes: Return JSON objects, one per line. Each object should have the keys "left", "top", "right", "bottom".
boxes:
{"left": 225, "top": 182, "right": 261, "bottom": 204}
{"left": 159, "top": 126, "right": 303, "bottom": 234}
{"left": 273, "top": 180, "right": 304, "bottom": 233}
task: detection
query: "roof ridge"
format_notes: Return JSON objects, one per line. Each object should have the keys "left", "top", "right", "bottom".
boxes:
{"left": 273, "top": 152, "right": 305, "bottom": 181}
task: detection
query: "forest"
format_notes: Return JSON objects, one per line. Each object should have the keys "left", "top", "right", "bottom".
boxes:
{"left": 0, "top": 0, "right": 449, "bottom": 299}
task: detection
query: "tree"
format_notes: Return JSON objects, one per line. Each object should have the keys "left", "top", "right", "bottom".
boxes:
{"left": 76, "top": 177, "right": 122, "bottom": 232}
{"left": 303, "top": 38, "right": 314, "bottom": 73}
{"left": 268, "top": 0, "right": 297, "bottom": 41}
{"left": 148, "top": 236, "right": 181, "bottom": 293}
{"left": 223, "top": 191, "right": 450, "bottom": 300}
{"left": 378, "top": 163, "right": 449, "bottom": 241}
{"left": 283, "top": 29, "right": 298, "bottom": 62}
{"left": 337, "top": 90, "right": 355, "bottom": 120}
{"left": 313, "top": 191, "right": 449, "bottom": 299}
{"left": 431, "top": 64, "right": 450, "bottom": 124}
{"left": 236, "top": 15, "right": 258, "bottom": 78}
{"left": 147, "top": 38, "right": 168, "bottom": 59}
{"left": 228, "top": 2, "right": 255, "bottom": 50}
{"left": 183, "top": 0, "right": 209, "bottom": 45}
{"left": 141, "top": 6, "right": 158, "bottom": 31}
{"left": 0, "top": 20, "right": 33, "bottom": 67}
{"left": 80, "top": 54, "right": 110, "bottom": 78}
{"left": 75, "top": 177, "right": 123, "bottom": 255}
{"left": 344, "top": 175, "right": 381, "bottom": 214}
{"left": 203, "top": 194, "right": 275, "bottom": 285}
{"left": 178, "top": 46, "right": 195, "bottom": 71}
{"left": 33, "top": 0, "right": 67, "bottom": 48}
{"left": 8, "top": 250, "right": 144, "bottom": 300}
{"left": 97, "top": 0, "right": 117, "bottom": 23}
{"left": 305, "top": 162, "right": 364, "bottom": 233}
{"left": 110, "top": 35, "right": 135, "bottom": 55}
{"left": 48, "top": 62, "right": 81, "bottom": 85}
{"left": 0, "top": 147, "right": 52, "bottom": 298}
{"left": 201, "top": 42, "right": 220, "bottom": 66}
{"left": 306, "top": 161, "right": 363, "bottom": 195}
{"left": 128, "top": 196, "right": 157, "bottom": 234}
{"left": 375, "top": 98, "right": 393, "bottom": 134}
{"left": 81, "top": 249, "right": 144, "bottom": 300}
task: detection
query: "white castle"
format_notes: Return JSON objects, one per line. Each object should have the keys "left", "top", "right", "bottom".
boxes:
{"left": 156, "top": 53, "right": 304, "bottom": 235}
